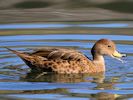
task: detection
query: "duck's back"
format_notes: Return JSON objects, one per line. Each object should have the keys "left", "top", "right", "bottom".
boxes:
{"left": 31, "top": 47, "right": 84, "bottom": 60}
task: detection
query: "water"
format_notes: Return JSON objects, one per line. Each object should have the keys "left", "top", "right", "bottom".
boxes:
{"left": 0, "top": 22, "right": 133, "bottom": 100}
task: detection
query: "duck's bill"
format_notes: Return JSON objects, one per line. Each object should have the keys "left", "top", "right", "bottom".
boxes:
{"left": 112, "top": 50, "right": 126, "bottom": 63}
{"left": 113, "top": 50, "right": 126, "bottom": 58}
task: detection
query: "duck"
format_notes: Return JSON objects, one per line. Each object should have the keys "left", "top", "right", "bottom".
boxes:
{"left": 6, "top": 39, "right": 126, "bottom": 74}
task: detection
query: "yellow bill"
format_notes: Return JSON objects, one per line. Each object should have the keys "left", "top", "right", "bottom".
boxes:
{"left": 113, "top": 50, "right": 124, "bottom": 58}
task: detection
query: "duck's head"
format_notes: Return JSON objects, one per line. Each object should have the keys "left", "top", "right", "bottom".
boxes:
{"left": 91, "top": 39, "right": 126, "bottom": 61}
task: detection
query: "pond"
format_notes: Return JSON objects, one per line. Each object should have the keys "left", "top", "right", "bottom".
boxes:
{"left": 0, "top": 21, "right": 133, "bottom": 100}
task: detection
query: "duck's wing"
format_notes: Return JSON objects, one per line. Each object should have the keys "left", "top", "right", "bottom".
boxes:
{"left": 31, "top": 47, "right": 86, "bottom": 61}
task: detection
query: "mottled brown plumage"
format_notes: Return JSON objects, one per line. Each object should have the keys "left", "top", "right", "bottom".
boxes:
{"left": 6, "top": 39, "right": 126, "bottom": 74}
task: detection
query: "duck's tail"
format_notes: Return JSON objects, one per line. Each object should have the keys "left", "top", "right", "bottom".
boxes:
{"left": 5, "top": 47, "right": 21, "bottom": 54}
{"left": 5, "top": 47, "right": 33, "bottom": 61}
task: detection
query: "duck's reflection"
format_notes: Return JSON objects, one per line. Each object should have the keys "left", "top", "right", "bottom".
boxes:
{"left": 22, "top": 71, "right": 104, "bottom": 83}
{"left": 20, "top": 72, "right": 125, "bottom": 100}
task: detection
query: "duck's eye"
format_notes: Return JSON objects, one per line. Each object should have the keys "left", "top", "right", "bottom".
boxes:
{"left": 108, "top": 45, "right": 111, "bottom": 48}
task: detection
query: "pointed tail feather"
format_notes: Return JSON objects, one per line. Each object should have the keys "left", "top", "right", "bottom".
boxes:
{"left": 5, "top": 47, "right": 34, "bottom": 61}
{"left": 4, "top": 47, "right": 22, "bottom": 54}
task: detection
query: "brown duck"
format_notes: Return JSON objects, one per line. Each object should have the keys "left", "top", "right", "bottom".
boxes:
{"left": 6, "top": 39, "right": 126, "bottom": 74}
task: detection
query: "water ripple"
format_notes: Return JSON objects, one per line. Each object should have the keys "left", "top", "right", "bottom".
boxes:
{"left": 0, "top": 82, "right": 96, "bottom": 90}
{"left": 0, "top": 23, "right": 132, "bottom": 30}
{"left": 0, "top": 35, "right": 133, "bottom": 41}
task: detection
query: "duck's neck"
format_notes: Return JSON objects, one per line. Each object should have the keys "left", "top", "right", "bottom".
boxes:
{"left": 92, "top": 54, "right": 105, "bottom": 72}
